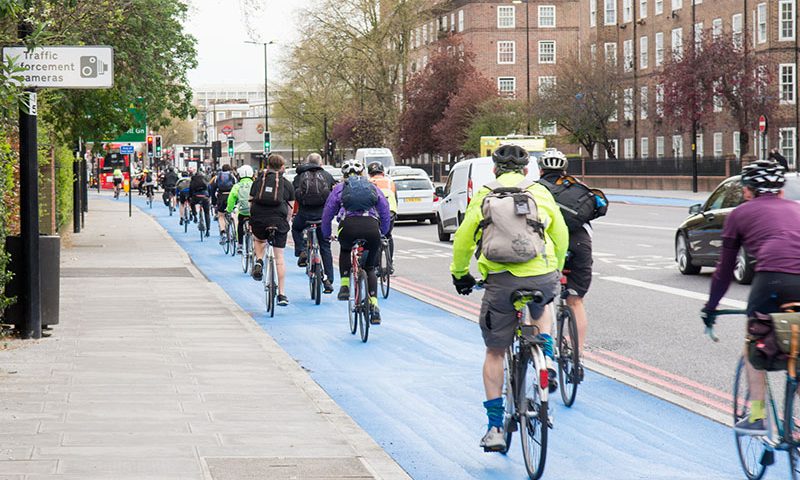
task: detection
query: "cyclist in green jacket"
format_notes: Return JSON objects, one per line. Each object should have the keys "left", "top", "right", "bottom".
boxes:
{"left": 450, "top": 145, "right": 568, "bottom": 452}
{"left": 226, "top": 164, "right": 255, "bottom": 255}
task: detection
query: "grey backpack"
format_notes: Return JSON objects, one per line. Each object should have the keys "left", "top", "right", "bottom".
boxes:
{"left": 477, "top": 179, "right": 546, "bottom": 263}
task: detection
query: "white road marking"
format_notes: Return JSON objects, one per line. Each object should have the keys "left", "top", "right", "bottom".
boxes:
{"left": 393, "top": 234, "right": 451, "bottom": 248}
{"left": 600, "top": 276, "right": 747, "bottom": 308}
{"left": 637, "top": 244, "right": 654, "bottom": 248}
{"left": 593, "top": 221, "right": 675, "bottom": 231}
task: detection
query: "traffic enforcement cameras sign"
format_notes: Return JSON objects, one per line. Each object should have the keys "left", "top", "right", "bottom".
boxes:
{"left": 2, "top": 46, "right": 113, "bottom": 89}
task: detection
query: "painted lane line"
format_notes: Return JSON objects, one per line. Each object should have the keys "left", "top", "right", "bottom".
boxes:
{"left": 392, "top": 278, "right": 481, "bottom": 315}
{"left": 393, "top": 277, "right": 482, "bottom": 309}
{"left": 392, "top": 234, "right": 452, "bottom": 249}
{"left": 600, "top": 276, "right": 748, "bottom": 309}
{"left": 593, "top": 221, "right": 675, "bottom": 231}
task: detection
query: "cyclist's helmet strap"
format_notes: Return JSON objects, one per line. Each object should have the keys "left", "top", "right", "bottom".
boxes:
{"left": 741, "top": 159, "right": 786, "bottom": 195}
{"left": 492, "top": 145, "right": 529, "bottom": 173}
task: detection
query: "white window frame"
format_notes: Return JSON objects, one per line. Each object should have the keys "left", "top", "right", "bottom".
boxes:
{"left": 538, "top": 76, "right": 557, "bottom": 95}
{"left": 656, "top": 136, "right": 665, "bottom": 158}
{"left": 712, "top": 18, "right": 723, "bottom": 39}
{"left": 640, "top": 85, "right": 648, "bottom": 119}
{"left": 780, "top": 0, "right": 796, "bottom": 41}
{"left": 623, "top": 0, "right": 633, "bottom": 23}
{"left": 458, "top": 10, "right": 464, "bottom": 32}
{"left": 757, "top": 3, "right": 767, "bottom": 44}
{"left": 498, "top": 5, "right": 516, "bottom": 29}
{"left": 671, "top": 0, "right": 682, "bottom": 11}
{"left": 671, "top": 27, "right": 683, "bottom": 59}
{"left": 696, "top": 133, "right": 704, "bottom": 158}
{"left": 780, "top": 127, "right": 797, "bottom": 169}
{"left": 780, "top": 63, "right": 797, "bottom": 104}
{"left": 497, "top": 41, "right": 516, "bottom": 64}
{"left": 538, "top": 40, "right": 556, "bottom": 64}
{"left": 605, "top": 42, "right": 617, "bottom": 66}
{"left": 498, "top": 77, "right": 517, "bottom": 97}
{"left": 539, "top": 120, "right": 557, "bottom": 136}
{"left": 672, "top": 135, "right": 684, "bottom": 157}
{"left": 640, "top": 0, "right": 648, "bottom": 19}
{"left": 694, "top": 22, "right": 703, "bottom": 51}
{"left": 655, "top": 32, "right": 664, "bottom": 66}
{"left": 713, "top": 132, "right": 723, "bottom": 157}
{"left": 624, "top": 87, "right": 634, "bottom": 121}
{"left": 610, "top": 91, "right": 618, "bottom": 122}
{"left": 609, "top": 139, "right": 619, "bottom": 157}
{"left": 624, "top": 138, "right": 635, "bottom": 159}
{"left": 539, "top": 5, "right": 556, "bottom": 28}
{"left": 590, "top": 0, "right": 597, "bottom": 27}
{"left": 450, "top": 12, "right": 456, "bottom": 32}
{"left": 604, "top": 0, "right": 617, "bottom": 25}
{"left": 641, "top": 137, "right": 649, "bottom": 157}
{"left": 733, "top": 131, "right": 741, "bottom": 157}
{"left": 640, "top": 36, "right": 649, "bottom": 69}
{"left": 623, "top": 39, "right": 634, "bottom": 72}
{"left": 655, "top": 0, "right": 664, "bottom": 15}
{"left": 590, "top": 43, "right": 597, "bottom": 60}
{"left": 733, "top": 14, "right": 743, "bottom": 48}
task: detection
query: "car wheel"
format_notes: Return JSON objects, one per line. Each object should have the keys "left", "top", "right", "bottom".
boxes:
{"left": 734, "top": 247, "right": 755, "bottom": 285}
{"left": 676, "top": 233, "right": 701, "bottom": 275}
{"left": 437, "top": 214, "right": 450, "bottom": 242}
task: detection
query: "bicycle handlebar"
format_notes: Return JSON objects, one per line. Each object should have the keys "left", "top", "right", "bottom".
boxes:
{"left": 704, "top": 309, "right": 747, "bottom": 343}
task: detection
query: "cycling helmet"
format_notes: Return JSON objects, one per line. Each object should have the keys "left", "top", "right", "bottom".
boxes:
{"left": 237, "top": 164, "right": 254, "bottom": 178}
{"left": 740, "top": 160, "right": 786, "bottom": 195}
{"left": 341, "top": 159, "right": 365, "bottom": 177}
{"left": 180, "top": 170, "right": 189, "bottom": 178}
{"left": 539, "top": 149, "right": 568, "bottom": 171}
{"left": 492, "top": 144, "right": 529, "bottom": 172}
{"left": 367, "top": 161, "right": 384, "bottom": 176}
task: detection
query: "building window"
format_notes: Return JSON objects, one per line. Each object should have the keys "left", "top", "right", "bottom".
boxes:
{"left": 610, "top": 91, "right": 618, "bottom": 122}
{"left": 538, "top": 41, "right": 556, "bottom": 64}
{"left": 757, "top": 3, "right": 767, "bottom": 44}
{"left": 655, "top": 83, "right": 664, "bottom": 116}
{"left": 590, "top": 0, "right": 597, "bottom": 27}
{"left": 671, "top": 27, "right": 683, "bottom": 59}
{"left": 498, "top": 77, "right": 517, "bottom": 97}
{"left": 451, "top": 12, "right": 456, "bottom": 31}
{"left": 623, "top": 0, "right": 633, "bottom": 23}
{"left": 694, "top": 22, "right": 703, "bottom": 51}
{"left": 640, "top": 36, "right": 649, "bottom": 69}
{"left": 624, "top": 87, "right": 634, "bottom": 121}
{"left": 733, "top": 131, "right": 741, "bottom": 157}
{"left": 655, "top": 0, "right": 663, "bottom": 15}
{"left": 780, "top": 63, "right": 796, "bottom": 104}
{"left": 640, "top": 85, "right": 648, "bottom": 119}
{"left": 538, "top": 76, "right": 557, "bottom": 95}
{"left": 609, "top": 139, "right": 619, "bottom": 156}
{"left": 673, "top": 135, "right": 684, "bottom": 157}
{"left": 539, "top": 121, "right": 557, "bottom": 135}
{"left": 732, "top": 14, "right": 743, "bottom": 47}
{"left": 498, "top": 5, "right": 515, "bottom": 28}
{"left": 713, "top": 132, "right": 723, "bottom": 157}
{"left": 458, "top": 10, "right": 464, "bottom": 32}
{"left": 641, "top": 136, "right": 649, "bottom": 157}
{"left": 656, "top": 136, "right": 665, "bottom": 158}
{"left": 713, "top": 82, "right": 723, "bottom": 112}
{"left": 640, "top": 0, "right": 648, "bottom": 18}
{"left": 624, "top": 138, "right": 635, "bottom": 159}
{"left": 590, "top": 43, "right": 597, "bottom": 60}
{"left": 605, "top": 42, "right": 617, "bottom": 66}
{"left": 780, "top": 1, "right": 796, "bottom": 41}
{"left": 655, "top": 32, "right": 664, "bottom": 66}
{"left": 696, "top": 133, "right": 704, "bottom": 158}
{"left": 712, "top": 18, "right": 723, "bottom": 39}
{"left": 539, "top": 5, "right": 556, "bottom": 27}
{"left": 780, "top": 127, "right": 797, "bottom": 168}
{"left": 498, "top": 41, "right": 516, "bottom": 64}
{"left": 604, "top": 0, "right": 616, "bottom": 25}
{"left": 671, "top": 0, "right": 682, "bottom": 10}
{"left": 422, "top": 24, "right": 428, "bottom": 44}
{"left": 623, "top": 39, "right": 633, "bottom": 72}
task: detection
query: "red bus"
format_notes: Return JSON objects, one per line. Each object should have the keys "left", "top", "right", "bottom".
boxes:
{"left": 99, "top": 152, "right": 131, "bottom": 190}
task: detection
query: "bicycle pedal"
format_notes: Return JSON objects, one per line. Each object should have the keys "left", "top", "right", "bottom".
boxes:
{"left": 760, "top": 450, "right": 774, "bottom": 466}
{"left": 482, "top": 445, "right": 505, "bottom": 453}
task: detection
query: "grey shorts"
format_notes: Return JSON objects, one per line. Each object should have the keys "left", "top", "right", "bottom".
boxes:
{"left": 479, "top": 271, "right": 560, "bottom": 349}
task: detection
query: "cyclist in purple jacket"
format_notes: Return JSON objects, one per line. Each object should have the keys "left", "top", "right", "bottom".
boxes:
{"left": 702, "top": 160, "right": 800, "bottom": 434}
{"left": 322, "top": 160, "right": 391, "bottom": 323}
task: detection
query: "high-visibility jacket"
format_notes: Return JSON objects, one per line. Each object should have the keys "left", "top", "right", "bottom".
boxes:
{"left": 369, "top": 175, "right": 397, "bottom": 213}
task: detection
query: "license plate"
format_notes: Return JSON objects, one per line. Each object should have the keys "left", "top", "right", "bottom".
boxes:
{"left": 405, "top": 197, "right": 421, "bottom": 203}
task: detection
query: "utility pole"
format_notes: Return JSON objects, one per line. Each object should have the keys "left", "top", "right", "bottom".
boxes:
{"left": 512, "top": 0, "right": 531, "bottom": 135}
{"left": 691, "top": 0, "right": 698, "bottom": 193}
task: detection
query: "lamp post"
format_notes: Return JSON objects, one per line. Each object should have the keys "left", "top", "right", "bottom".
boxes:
{"left": 245, "top": 40, "right": 275, "bottom": 139}
{"left": 512, "top": 0, "right": 531, "bottom": 135}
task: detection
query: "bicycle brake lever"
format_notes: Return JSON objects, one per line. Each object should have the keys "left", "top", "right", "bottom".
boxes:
{"left": 704, "top": 326, "right": 719, "bottom": 343}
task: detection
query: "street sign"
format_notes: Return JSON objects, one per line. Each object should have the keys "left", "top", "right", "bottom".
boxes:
{"left": 758, "top": 115, "right": 768, "bottom": 133}
{"left": 120, "top": 145, "right": 134, "bottom": 154}
{"left": 3, "top": 46, "right": 114, "bottom": 89}
{"left": 221, "top": 125, "right": 233, "bottom": 136}
{"left": 257, "top": 124, "right": 264, "bottom": 134}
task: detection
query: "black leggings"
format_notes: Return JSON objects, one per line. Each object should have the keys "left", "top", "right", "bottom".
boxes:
{"left": 191, "top": 196, "right": 211, "bottom": 229}
{"left": 338, "top": 216, "right": 381, "bottom": 297}
{"left": 747, "top": 271, "right": 800, "bottom": 316}
{"left": 237, "top": 214, "right": 249, "bottom": 244}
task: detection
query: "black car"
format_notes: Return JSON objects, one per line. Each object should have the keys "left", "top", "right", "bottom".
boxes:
{"left": 675, "top": 174, "right": 800, "bottom": 284}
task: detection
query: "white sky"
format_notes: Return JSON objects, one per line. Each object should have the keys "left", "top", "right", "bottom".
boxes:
{"left": 185, "top": 0, "right": 312, "bottom": 87}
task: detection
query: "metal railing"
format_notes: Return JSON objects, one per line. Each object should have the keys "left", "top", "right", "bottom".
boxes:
{"left": 567, "top": 156, "right": 741, "bottom": 177}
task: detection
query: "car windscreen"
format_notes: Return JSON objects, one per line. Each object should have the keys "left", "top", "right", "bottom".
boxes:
{"left": 395, "top": 179, "right": 433, "bottom": 191}
{"left": 366, "top": 156, "right": 394, "bottom": 168}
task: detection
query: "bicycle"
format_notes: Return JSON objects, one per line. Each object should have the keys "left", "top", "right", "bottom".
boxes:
{"left": 164, "top": 189, "right": 175, "bottom": 216}
{"left": 240, "top": 217, "right": 254, "bottom": 274}
{"left": 146, "top": 185, "right": 154, "bottom": 209}
{"left": 552, "top": 270, "right": 582, "bottom": 407}
{"left": 348, "top": 239, "right": 371, "bottom": 343}
{"left": 113, "top": 182, "right": 121, "bottom": 199}
{"left": 303, "top": 222, "right": 323, "bottom": 305}
{"left": 198, "top": 204, "right": 206, "bottom": 242}
{"left": 377, "top": 236, "right": 391, "bottom": 299}
{"left": 707, "top": 309, "right": 800, "bottom": 480}
{"left": 181, "top": 200, "right": 191, "bottom": 234}
{"left": 221, "top": 212, "right": 235, "bottom": 255}
{"left": 260, "top": 227, "right": 278, "bottom": 318}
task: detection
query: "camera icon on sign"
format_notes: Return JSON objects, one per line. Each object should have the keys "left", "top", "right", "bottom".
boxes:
{"left": 80, "top": 56, "right": 109, "bottom": 78}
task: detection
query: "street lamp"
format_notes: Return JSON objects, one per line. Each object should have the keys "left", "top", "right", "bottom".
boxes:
{"left": 245, "top": 40, "right": 275, "bottom": 137}
{"left": 512, "top": 0, "right": 531, "bottom": 135}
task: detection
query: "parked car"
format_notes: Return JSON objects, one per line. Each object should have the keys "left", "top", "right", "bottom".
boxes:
{"left": 392, "top": 175, "right": 438, "bottom": 223}
{"left": 283, "top": 167, "right": 297, "bottom": 184}
{"left": 387, "top": 166, "right": 413, "bottom": 177}
{"left": 675, "top": 174, "right": 800, "bottom": 284}
{"left": 434, "top": 156, "right": 540, "bottom": 241}
{"left": 356, "top": 148, "right": 395, "bottom": 169}
{"left": 323, "top": 165, "right": 343, "bottom": 183}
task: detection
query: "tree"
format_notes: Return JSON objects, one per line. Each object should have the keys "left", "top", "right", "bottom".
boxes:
{"left": 533, "top": 49, "right": 621, "bottom": 159}
{"left": 462, "top": 98, "right": 526, "bottom": 155}
{"left": 331, "top": 109, "right": 385, "bottom": 150}
{"left": 432, "top": 72, "right": 497, "bottom": 156}
{"left": 156, "top": 116, "right": 195, "bottom": 147}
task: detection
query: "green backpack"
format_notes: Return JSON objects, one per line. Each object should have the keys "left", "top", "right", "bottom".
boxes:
{"left": 235, "top": 180, "right": 252, "bottom": 215}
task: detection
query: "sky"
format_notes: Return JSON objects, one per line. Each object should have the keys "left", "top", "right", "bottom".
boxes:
{"left": 185, "top": 0, "right": 313, "bottom": 87}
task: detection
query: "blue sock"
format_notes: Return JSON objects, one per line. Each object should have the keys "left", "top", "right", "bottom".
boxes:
{"left": 483, "top": 397, "right": 504, "bottom": 429}
{"left": 540, "top": 333, "right": 554, "bottom": 360}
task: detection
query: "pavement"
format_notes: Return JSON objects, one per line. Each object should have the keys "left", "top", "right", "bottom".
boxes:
{"left": 0, "top": 198, "right": 410, "bottom": 480}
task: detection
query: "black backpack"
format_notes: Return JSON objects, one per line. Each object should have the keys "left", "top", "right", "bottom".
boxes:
{"left": 297, "top": 169, "right": 330, "bottom": 207}
{"left": 539, "top": 174, "right": 608, "bottom": 231}
{"left": 253, "top": 170, "right": 284, "bottom": 206}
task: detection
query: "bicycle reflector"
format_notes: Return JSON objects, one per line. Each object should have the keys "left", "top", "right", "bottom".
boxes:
{"left": 539, "top": 369, "right": 549, "bottom": 390}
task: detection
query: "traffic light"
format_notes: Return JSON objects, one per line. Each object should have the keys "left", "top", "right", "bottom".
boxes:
{"left": 227, "top": 138, "right": 234, "bottom": 157}
{"left": 146, "top": 135, "right": 154, "bottom": 158}
{"left": 326, "top": 139, "right": 336, "bottom": 160}
{"left": 211, "top": 140, "right": 222, "bottom": 159}
{"left": 154, "top": 135, "right": 162, "bottom": 158}
{"left": 264, "top": 131, "right": 271, "bottom": 155}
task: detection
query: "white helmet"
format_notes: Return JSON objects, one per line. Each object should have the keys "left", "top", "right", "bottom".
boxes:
{"left": 539, "top": 149, "right": 568, "bottom": 171}
{"left": 341, "top": 159, "right": 364, "bottom": 177}
{"left": 237, "top": 164, "right": 254, "bottom": 178}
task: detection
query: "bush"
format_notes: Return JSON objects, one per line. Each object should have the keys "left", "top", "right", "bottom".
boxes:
{"left": 0, "top": 134, "right": 16, "bottom": 317}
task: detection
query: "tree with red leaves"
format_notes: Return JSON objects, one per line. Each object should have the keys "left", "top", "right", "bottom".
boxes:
{"left": 432, "top": 73, "right": 497, "bottom": 156}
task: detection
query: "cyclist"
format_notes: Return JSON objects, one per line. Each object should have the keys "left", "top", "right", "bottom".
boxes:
{"left": 141, "top": 168, "right": 155, "bottom": 200}
{"left": 211, "top": 164, "right": 237, "bottom": 245}
{"left": 322, "top": 160, "right": 392, "bottom": 323}
{"left": 702, "top": 160, "right": 800, "bottom": 435}
{"left": 189, "top": 166, "right": 211, "bottom": 236}
{"left": 292, "top": 153, "right": 336, "bottom": 294}
{"left": 249, "top": 154, "right": 295, "bottom": 306}
{"left": 226, "top": 164, "right": 255, "bottom": 254}
{"left": 367, "top": 161, "right": 397, "bottom": 272}
{"left": 112, "top": 167, "right": 124, "bottom": 197}
{"left": 162, "top": 166, "right": 179, "bottom": 209}
{"left": 176, "top": 171, "right": 192, "bottom": 224}
{"left": 450, "top": 145, "right": 568, "bottom": 452}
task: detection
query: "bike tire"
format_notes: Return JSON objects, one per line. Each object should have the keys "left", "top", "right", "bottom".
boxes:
{"left": 229, "top": 223, "right": 236, "bottom": 257}
{"left": 222, "top": 227, "right": 230, "bottom": 254}
{"left": 308, "top": 263, "right": 316, "bottom": 301}
{"left": 379, "top": 246, "right": 391, "bottom": 299}
{"left": 785, "top": 378, "right": 800, "bottom": 480}
{"left": 184, "top": 210, "right": 189, "bottom": 233}
{"left": 348, "top": 272, "right": 357, "bottom": 335}
{"left": 358, "top": 271, "right": 370, "bottom": 343}
{"left": 519, "top": 349, "right": 548, "bottom": 480}
{"left": 266, "top": 257, "right": 276, "bottom": 317}
{"left": 557, "top": 305, "right": 580, "bottom": 407}
{"left": 499, "top": 349, "right": 516, "bottom": 455}
{"left": 242, "top": 234, "right": 250, "bottom": 273}
{"left": 313, "top": 264, "right": 322, "bottom": 306}
{"left": 733, "top": 356, "right": 769, "bottom": 480}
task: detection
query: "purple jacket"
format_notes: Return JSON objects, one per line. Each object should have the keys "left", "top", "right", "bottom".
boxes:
{"left": 322, "top": 180, "right": 391, "bottom": 239}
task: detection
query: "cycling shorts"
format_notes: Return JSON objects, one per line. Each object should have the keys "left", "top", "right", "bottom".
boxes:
{"left": 564, "top": 227, "right": 593, "bottom": 297}
{"left": 251, "top": 216, "right": 289, "bottom": 248}
{"left": 217, "top": 192, "right": 230, "bottom": 209}
{"left": 113, "top": 178, "right": 122, "bottom": 186}
{"left": 747, "top": 272, "right": 800, "bottom": 316}
{"left": 178, "top": 190, "right": 191, "bottom": 204}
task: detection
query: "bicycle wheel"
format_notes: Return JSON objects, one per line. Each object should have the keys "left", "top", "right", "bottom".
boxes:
{"left": 348, "top": 272, "right": 357, "bottom": 335}
{"left": 184, "top": 211, "right": 189, "bottom": 233}
{"left": 221, "top": 225, "right": 230, "bottom": 254}
{"left": 785, "top": 379, "right": 800, "bottom": 480}
{"left": 229, "top": 223, "right": 237, "bottom": 257}
{"left": 357, "top": 271, "right": 370, "bottom": 343}
{"left": 557, "top": 305, "right": 580, "bottom": 407}
{"left": 241, "top": 234, "right": 250, "bottom": 273}
{"left": 519, "top": 348, "right": 548, "bottom": 480}
{"left": 499, "top": 349, "right": 516, "bottom": 455}
{"left": 379, "top": 245, "right": 391, "bottom": 299}
{"left": 266, "top": 256, "right": 276, "bottom": 317}
{"left": 313, "top": 263, "right": 322, "bottom": 306}
{"left": 733, "top": 357, "right": 769, "bottom": 480}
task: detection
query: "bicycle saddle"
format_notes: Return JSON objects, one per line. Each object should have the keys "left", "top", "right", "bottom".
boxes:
{"left": 510, "top": 289, "right": 545, "bottom": 305}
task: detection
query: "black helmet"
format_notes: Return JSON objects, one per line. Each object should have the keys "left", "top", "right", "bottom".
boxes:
{"left": 492, "top": 144, "right": 529, "bottom": 172}
{"left": 367, "top": 161, "right": 384, "bottom": 175}
{"left": 741, "top": 160, "right": 786, "bottom": 195}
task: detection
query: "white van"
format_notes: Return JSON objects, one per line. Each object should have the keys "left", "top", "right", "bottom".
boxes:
{"left": 355, "top": 148, "right": 395, "bottom": 169}
{"left": 434, "top": 156, "right": 540, "bottom": 241}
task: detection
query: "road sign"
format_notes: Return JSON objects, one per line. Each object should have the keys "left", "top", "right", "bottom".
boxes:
{"left": 221, "top": 125, "right": 233, "bottom": 136}
{"left": 257, "top": 124, "right": 264, "bottom": 134}
{"left": 2, "top": 46, "right": 114, "bottom": 89}
{"left": 120, "top": 145, "right": 134, "bottom": 154}
{"left": 758, "top": 115, "right": 768, "bottom": 133}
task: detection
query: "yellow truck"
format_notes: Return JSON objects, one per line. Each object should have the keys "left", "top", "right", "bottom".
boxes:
{"left": 480, "top": 135, "right": 547, "bottom": 158}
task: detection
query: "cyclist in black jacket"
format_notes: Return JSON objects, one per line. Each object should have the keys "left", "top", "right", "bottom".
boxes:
{"left": 189, "top": 167, "right": 211, "bottom": 237}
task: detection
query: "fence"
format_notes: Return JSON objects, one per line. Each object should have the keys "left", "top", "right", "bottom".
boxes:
{"left": 567, "top": 156, "right": 741, "bottom": 177}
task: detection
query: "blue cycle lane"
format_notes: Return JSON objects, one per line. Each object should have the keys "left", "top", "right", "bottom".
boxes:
{"left": 129, "top": 195, "right": 786, "bottom": 479}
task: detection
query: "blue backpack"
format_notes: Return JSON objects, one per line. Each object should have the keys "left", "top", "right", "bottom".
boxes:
{"left": 217, "top": 171, "right": 235, "bottom": 192}
{"left": 342, "top": 176, "right": 378, "bottom": 212}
